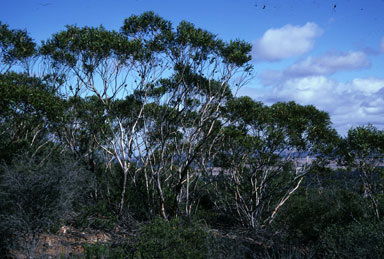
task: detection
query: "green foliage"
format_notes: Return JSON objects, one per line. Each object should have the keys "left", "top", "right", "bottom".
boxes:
{"left": 220, "top": 39, "right": 253, "bottom": 66}
{"left": 0, "top": 72, "right": 63, "bottom": 119}
{"left": 277, "top": 187, "right": 367, "bottom": 245}
{"left": 0, "top": 151, "right": 92, "bottom": 257}
{"left": 134, "top": 218, "right": 208, "bottom": 259}
{"left": 40, "top": 25, "right": 136, "bottom": 69}
{"left": 340, "top": 125, "right": 384, "bottom": 220}
{"left": 270, "top": 165, "right": 384, "bottom": 258}
{"left": 345, "top": 124, "right": 384, "bottom": 159}
{"left": 75, "top": 199, "right": 119, "bottom": 231}
{"left": 213, "top": 97, "right": 339, "bottom": 228}
{"left": 223, "top": 98, "right": 339, "bottom": 155}
{"left": 122, "top": 11, "right": 171, "bottom": 36}
{"left": 269, "top": 101, "right": 338, "bottom": 153}
{"left": 0, "top": 22, "right": 36, "bottom": 72}
{"left": 122, "top": 11, "right": 172, "bottom": 57}
{"left": 0, "top": 72, "right": 64, "bottom": 162}
{"left": 321, "top": 221, "right": 384, "bottom": 258}
{"left": 83, "top": 243, "right": 127, "bottom": 259}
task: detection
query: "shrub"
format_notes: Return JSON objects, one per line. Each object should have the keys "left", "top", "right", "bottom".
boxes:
{"left": 134, "top": 218, "right": 208, "bottom": 259}
{"left": 83, "top": 243, "right": 127, "bottom": 259}
{"left": 0, "top": 153, "right": 92, "bottom": 257}
{"left": 321, "top": 221, "right": 384, "bottom": 258}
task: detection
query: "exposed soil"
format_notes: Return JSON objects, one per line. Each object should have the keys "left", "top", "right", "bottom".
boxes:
{"left": 10, "top": 226, "right": 113, "bottom": 258}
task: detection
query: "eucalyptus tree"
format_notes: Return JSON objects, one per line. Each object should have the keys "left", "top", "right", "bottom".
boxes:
{"left": 0, "top": 24, "right": 47, "bottom": 163}
{"left": 39, "top": 17, "right": 162, "bottom": 213}
{"left": 0, "top": 72, "right": 64, "bottom": 163}
{"left": 40, "top": 12, "right": 253, "bottom": 218}
{"left": 56, "top": 95, "right": 117, "bottom": 200}
{"left": 212, "top": 97, "right": 338, "bottom": 228}
{"left": 341, "top": 125, "right": 384, "bottom": 220}
{"left": 0, "top": 22, "right": 36, "bottom": 74}
{"left": 125, "top": 19, "right": 253, "bottom": 218}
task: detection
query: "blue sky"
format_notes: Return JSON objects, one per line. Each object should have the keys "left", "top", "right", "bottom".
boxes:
{"left": 1, "top": 0, "right": 384, "bottom": 135}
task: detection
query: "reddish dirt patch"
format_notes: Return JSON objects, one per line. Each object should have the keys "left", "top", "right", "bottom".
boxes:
{"left": 10, "top": 226, "right": 112, "bottom": 258}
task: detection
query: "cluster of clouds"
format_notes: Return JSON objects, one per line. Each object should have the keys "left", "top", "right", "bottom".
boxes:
{"left": 244, "top": 22, "right": 384, "bottom": 135}
{"left": 259, "top": 51, "right": 371, "bottom": 86}
{"left": 252, "top": 22, "right": 323, "bottom": 61}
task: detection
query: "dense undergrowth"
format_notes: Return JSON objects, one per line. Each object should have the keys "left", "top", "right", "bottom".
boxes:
{"left": 1, "top": 151, "right": 383, "bottom": 258}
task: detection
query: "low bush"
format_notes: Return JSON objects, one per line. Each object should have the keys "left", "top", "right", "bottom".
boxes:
{"left": 320, "top": 221, "right": 384, "bottom": 258}
{"left": 133, "top": 218, "right": 208, "bottom": 259}
{"left": 83, "top": 243, "right": 127, "bottom": 259}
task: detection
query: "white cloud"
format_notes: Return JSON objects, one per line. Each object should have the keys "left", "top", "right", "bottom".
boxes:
{"left": 285, "top": 51, "right": 370, "bottom": 77}
{"left": 252, "top": 22, "right": 323, "bottom": 61}
{"left": 239, "top": 76, "right": 384, "bottom": 135}
{"left": 259, "top": 51, "right": 371, "bottom": 85}
{"left": 352, "top": 78, "right": 384, "bottom": 94}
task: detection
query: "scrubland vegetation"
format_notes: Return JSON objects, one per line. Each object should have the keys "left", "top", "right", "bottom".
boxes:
{"left": 1, "top": 12, "right": 383, "bottom": 258}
